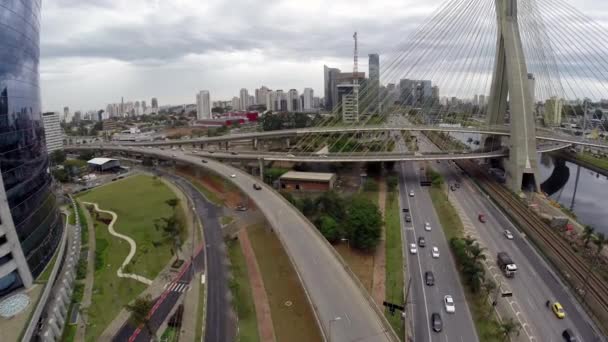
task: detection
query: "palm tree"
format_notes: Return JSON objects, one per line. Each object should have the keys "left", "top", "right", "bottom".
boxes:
{"left": 468, "top": 243, "right": 486, "bottom": 264}
{"left": 582, "top": 225, "right": 595, "bottom": 248}
{"left": 126, "top": 294, "right": 156, "bottom": 341}
{"left": 499, "top": 318, "right": 521, "bottom": 341}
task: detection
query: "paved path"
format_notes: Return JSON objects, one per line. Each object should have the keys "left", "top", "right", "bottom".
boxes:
{"left": 75, "top": 202, "right": 97, "bottom": 341}
{"left": 82, "top": 202, "right": 153, "bottom": 285}
{"left": 372, "top": 180, "right": 387, "bottom": 306}
{"left": 238, "top": 229, "right": 277, "bottom": 342}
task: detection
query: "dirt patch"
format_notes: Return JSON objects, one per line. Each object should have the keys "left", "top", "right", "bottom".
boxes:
{"left": 334, "top": 244, "right": 375, "bottom": 292}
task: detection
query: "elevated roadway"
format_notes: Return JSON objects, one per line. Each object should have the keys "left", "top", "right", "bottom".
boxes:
{"left": 102, "top": 124, "right": 608, "bottom": 149}
{"left": 65, "top": 145, "right": 399, "bottom": 342}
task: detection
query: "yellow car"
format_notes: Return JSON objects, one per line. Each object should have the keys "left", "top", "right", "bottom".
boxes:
{"left": 551, "top": 302, "right": 566, "bottom": 319}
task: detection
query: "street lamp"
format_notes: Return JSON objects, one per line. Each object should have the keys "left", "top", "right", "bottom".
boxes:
{"left": 329, "top": 316, "right": 342, "bottom": 342}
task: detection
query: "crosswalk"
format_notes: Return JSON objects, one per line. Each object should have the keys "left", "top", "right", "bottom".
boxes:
{"left": 164, "top": 282, "right": 191, "bottom": 293}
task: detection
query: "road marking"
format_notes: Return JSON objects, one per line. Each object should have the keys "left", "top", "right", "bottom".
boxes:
{"left": 164, "top": 282, "right": 191, "bottom": 293}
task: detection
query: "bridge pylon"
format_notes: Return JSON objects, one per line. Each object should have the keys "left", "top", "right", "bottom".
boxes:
{"left": 486, "top": 0, "right": 540, "bottom": 192}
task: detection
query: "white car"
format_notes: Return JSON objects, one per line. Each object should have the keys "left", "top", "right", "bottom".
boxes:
{"left": 432, "top": 246, "right": 440, "bottom": 258}
{"left": 409, "top": 243, "right": 418, "bottom": 255}
{"left": 409, "top": 190, "right": 415, "bottom": 197}
{"left": 504, "top": 230, "right": 514, "bottom": 240}
{"left": 424, "top": 222, "right": 432, "bottom": 231}
{"left": 230, "top": 174, "right": 236, "bottom": 178}
{"left": 444, "top": 295, "right": 455, "bottom": 313}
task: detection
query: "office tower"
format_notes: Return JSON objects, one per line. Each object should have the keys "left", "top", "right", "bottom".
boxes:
{"left": 239, "top": 88, "right": 249, "bottom": 111}
{"left": 324, "top": 65, "right": 341, "bottom": 110}
{"left": 303, "top": 88, "right": 314, "bottom": 111}
{"left": 249, "top": 95, "right": 255, "bottom": 107}
{"left": 142, "top": 100, "right": 147, "bottom": 113}
{"left": 478, "top": 95, "right": 486, "bottom": 107}
{"left": 368, "top": 54, "right": 380, "bottom": 113}
{"left": 42, "top": 112, "right": 64, "bottom": 153}
{"left": 399, "top": 79, "right": 415, "bottom": 105}
{"left": 313, "top": 96, "right": 321, "bottom": 109}
{"left": 417, "top": 80, "right": 432, "bottom": 106}
{"left": 231, "top": 97, "right": 240, "bottom": 111}
{"left": 135, "top": 101, "right": 140, "bottom": 116}
{"left": 266, "top": 91, "right": 276, "bottom": 111}
{"left": 288, "top": 89, "right": 300, "bottom": 112}
{"left": 196, "top": 90, "right": 211, "bottom": 120}
{"left": 544, "top": 97, "right": 563, "bottom": 126}
{"left": 338, "top": 84, "right": 360, "bottom": 123}
{"left": 256, "top": 86, "right": 270, "bottom": 106}
{"left": 0, "top": 0, "right": 62, "bottom": 297}
{"left": 431, "top": 86, "right": 440, "bottom": 103}
{"left": 275, "top": 90, "right": 287, "bottom": 112}
{"left": 151, "top": 97, "right": 159, "bottom": 110}
{"left": 63, "top": 106, "right": 69, "bottom": 122}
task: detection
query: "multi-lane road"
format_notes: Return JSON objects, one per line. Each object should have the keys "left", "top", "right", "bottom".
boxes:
{"left": 395, "top": 133, "right": 478, "bottom": 342}
{"left": 67, "top": 145, "right": 398, "bottom": 342}
{"left": 416, "top": 133, "right": 603, "bottom": 342}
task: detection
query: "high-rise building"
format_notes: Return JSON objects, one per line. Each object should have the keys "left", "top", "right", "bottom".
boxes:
{"left": 266, "top": 91, "right": 276, "bottom": 111}
{"left": 135, "top": 101, "right": 141, "bottom": 116}
{"left": 338, "top": 84, "right": 360, "bottom": 123}
{"left": 313, "top": 96, "right": 321, "bottom": 109}
{"left": 249, "top": 95, "right": 255, "bottom": 107}
{"left": 231, "top": 96, "right": 240, "bottom": 111}
{"left": 528, "top": 73, "right": 536, "bottom": 103}
{"left": 399, "top": 79, "right": 415, "bottom": 105}
{"left": 368, "top": 54, "right": 380, "bottom": 113}
{"left": 288, "top": 89, "right": 300, "bottom": 112}
{"left": 255, "top": 86, "right": 270, "bottom": 106}
{"left": 239, "top": 88, "right": 249, "bottom": 111}
{"left": 303, "top": 88, "right": 314, "bottom": 111}
{"left": 478, "top": 95, "right": 486, "bottom": 107}
{"left": 196, "top": 90, "right": 211, "bottom": 120}
{"left": 142, "top": 100, "right": 147, "bottom": 113}
{"left": 151, "top": 97, "right": 159, "bottom": 110}
{"left": 42, "top": 112, "right": 64, "bottom": 153}
{"left": 63, "top": 106, "right": 70, "bottom": 122}
{"left": 275, "top": 90, "right": 287, "bottom": 112}
{"left": 544, "top": 97, "right": 563, "bottom": 126}
{"left": 0, "top": 1, "right": 62, "bottom": 297}
{"left": 324, "top": 65, "right": 341, "bottom": 110}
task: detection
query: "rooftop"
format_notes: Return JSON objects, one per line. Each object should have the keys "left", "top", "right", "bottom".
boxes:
{"left": 279, "top": 171, "right": 335, "bottom": 182}
{"left": 87, "top": 158, "right": 118, "bottom": 166}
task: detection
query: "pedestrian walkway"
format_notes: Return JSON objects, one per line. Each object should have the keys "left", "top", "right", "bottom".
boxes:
{"left": 82, "top": 201, "right": 153, "bottom": 285}
{"left": 238, "top": 228, "right": 276, "bottom": 342}
{"left": 75, "top": 201, "right": 97, "bottom": 342}
{"left": 164, "top": 282, "right": 191, "bottom": 293}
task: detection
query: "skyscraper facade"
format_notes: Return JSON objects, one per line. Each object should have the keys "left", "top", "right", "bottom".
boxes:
{"left": 196, "top": 90, "right": 211, "bottom": 120}
{"left": 151, "top": 97, "right": 159, "bottom": 110}
{"left": 42, "top": 112, "right": 64, "bottom": 153}
{"left": 288, "top": 89, "right": 300, "bottom": 112}
{"left": 239, "top": 88, "right": 249, "bottom": 111}
{"left": 303, "top": 88, "right": 314, "bottom": 111}
{"left": 368, "top": 54, "right": 380, "bottom": 113}
{"left": 0, "top": 0, "right": 63, "bottom": 297}
{"left": 324, "top": 65, "right": 341, "bottom": 110}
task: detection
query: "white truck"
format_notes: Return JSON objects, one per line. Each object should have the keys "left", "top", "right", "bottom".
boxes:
{"left": 497, "top": 252, "right": 517, "bottom": 278}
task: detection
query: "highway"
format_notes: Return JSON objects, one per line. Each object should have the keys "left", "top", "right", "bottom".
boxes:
{"left": 66, "top": 145, "right": 399, "bottom": 342}
{"left": 416, "top": 133, "right": 603, "bottom": 342}
{"left": 106, "top": 123, "right": 608, "bottom": 150}
{"left": 394, "top": 131, "right": 478, "bottom": 342}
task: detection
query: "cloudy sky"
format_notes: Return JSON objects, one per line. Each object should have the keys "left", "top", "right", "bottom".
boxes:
{"left": 39, "top": 0, "right": 608, "bottom": 112}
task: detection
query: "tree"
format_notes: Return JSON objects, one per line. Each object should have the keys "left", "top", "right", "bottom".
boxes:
{"left": 498, "top": 318, "right": 521, "bottom": 341}
{"left": 363, "top": 179, "right": 379, "bottom": 192}
{"left": 593, "top": 233, "right": 607, "bottom": 256}
{"left": 582, "top": 225, "right": 595, "bottom": 248}
{"left": 301, "top": 197, "right": 316, "bottom": 217}
{"left": 345, "top": 196, "right": 382, "bottom": 251}
{"left": 316, "top": 215, "right": 341, "bottom": 243}
{"left": 126, "top": 294, "right": 156, "bottom": 340}
{"left": 156, "top": 215, "right": 183, "bottom": 260}
{"left": 50, "top": 150, "right": 66, "bottom": 165}
{"left": 315, "top": 191, "right": 346, "bottom": 221}
{"left": 78, "top": 151, "right": 95, "bottom": 161}
{"left": 165, "top": 198, "right": 180, "bottom": 211}
{"left": 52, "top": 169, "right": 69, "bottom": 183}
{"left": 386, "top": 176, "right": 398, "bottom": 192}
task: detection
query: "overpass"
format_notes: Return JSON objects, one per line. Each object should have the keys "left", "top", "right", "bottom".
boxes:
{"left": 65, "top": 145, "right": 399, "bottom": 342}
{"left": 95, "top": 124, "right": 608, "bottom": 150}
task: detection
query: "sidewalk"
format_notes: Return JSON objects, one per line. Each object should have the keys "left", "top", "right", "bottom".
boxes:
{"left": 75, "top": 202, "right": 97, "bottom": 341}
{"left": 177, "top": 276, "right": 202, "bottom": 342}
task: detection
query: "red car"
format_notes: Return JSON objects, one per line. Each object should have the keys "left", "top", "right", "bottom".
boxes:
{"left": 478, "top": 214, "right": 486, "bottom": 223}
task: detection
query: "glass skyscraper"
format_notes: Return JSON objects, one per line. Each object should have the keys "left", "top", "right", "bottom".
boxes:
{"left": 0, "top": 0, "right": 62, "bottom": 297}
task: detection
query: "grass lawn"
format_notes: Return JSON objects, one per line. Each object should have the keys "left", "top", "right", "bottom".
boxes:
{"left": 160, "top": 326, "right": 179, "bottom": 342}
{"left": 384, "top": 191, "right": 405, "bottom": 339}
{"left": 78, "top": 174, "right": 179, "bottom": 279}
{"left": 578, "top": 152, "right": 608, "bottom": 171}
{"left": 247, "top": 224, "right": 323, "bottom": 342}
{"left": 334, "top": 244, "right": 375, "bottom": 292}
{"left": 78, "top": 174, "right": 182, "bottom": 341}
{"left": 75, "top": 201, "right": 89, "bottom": 246}
{"left": 428, "top": 184, "right": 502, "bottom": 341}
{"left": 226, "top": 238, "right": 260, "bottom": 342}
{"left": 221, "top": 216, "right": 235, "bottom": 226}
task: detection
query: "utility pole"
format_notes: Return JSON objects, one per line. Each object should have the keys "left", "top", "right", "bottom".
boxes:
{"left": 353, "top": 32, "right": 360, "bottom": 122}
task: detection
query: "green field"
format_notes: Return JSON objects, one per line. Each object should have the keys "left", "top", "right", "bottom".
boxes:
{"left": 384, "top": 192, "right": 405, "bottom": 339}
{"left": 78, "top": 174, "right": 183, "bottom": 341}
{"left": 578, "top": 152, "right": 608, "bottom": 171}
{"left": 227, "top": 239, "right": 260, "bottom": 342}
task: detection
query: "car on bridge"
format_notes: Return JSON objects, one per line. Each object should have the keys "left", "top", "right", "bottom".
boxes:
{"left": 253, "top": 183, "right": 262, "bottom": 190}
{"left": 425, "top": 271, "right": 435, "bottom": 286}
{"left": 424, "top": 222, "right": 432, "bottom": 231}
{"left": 444, "top": 295, "right": 455, "bottom": 313}
{"left": 409, "top": 190, "right": 415, "bottom": 197}
{"left": 432, "top": 247, "right": 440, "bottom": 258}
{"left": 504, "top": 230, "right": 514, "bottom": 240}
{"left": 562, "top": 328, "right": 578, "bottom": 342}
{"left": 431, "top": 313, "right": 443, "bottom": 332}
{"left": 478, "top": 214, "right": 486, "bottom": 223}
{"left": 551, "top": 301, "right": 566, "bottom": 319}
{"left": 405, "top": 214, "right": 411, "bottom": 223}
{"left": 418, "top": 236, "right": 426, "bottom": 247}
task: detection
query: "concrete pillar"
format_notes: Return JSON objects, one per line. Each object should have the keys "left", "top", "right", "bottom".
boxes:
{"left": 253, "top": 138, "right": 258, "bottom": 150}
{"left": 258, "top": 159, "right": 264, "bottom": 180}
{"left": 285, "top": 138, "right": 291, "bottom": 149}
{"left": 486, "top": 0, "right": 539, "bottom": 192}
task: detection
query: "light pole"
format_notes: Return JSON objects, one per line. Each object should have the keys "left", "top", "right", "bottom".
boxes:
{"left": 329, "top": 316, "right": 341, "bottom": 342}
{"left": 341, "top": 238, "right": 350, "bottom": 258}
